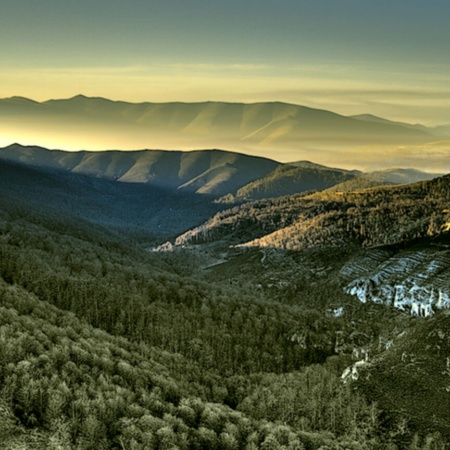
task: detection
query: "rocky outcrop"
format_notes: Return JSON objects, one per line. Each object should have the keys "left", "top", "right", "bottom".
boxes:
{"left": 342, "top": 246, "right": 450, "bottom": 316}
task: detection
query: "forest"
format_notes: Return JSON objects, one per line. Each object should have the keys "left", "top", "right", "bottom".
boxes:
{"left": 175, "top": 175, "right": 450, "bottom": 251}
{"left": 0, "top": 165, "right": 450, "bottom": 449}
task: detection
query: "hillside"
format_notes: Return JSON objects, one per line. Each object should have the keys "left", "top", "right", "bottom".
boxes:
{"left": 1, "top": 139, "right": 450, "bottom": 447}
{"left": 176, "top": 175, "right": 450, "bottom": 249}
{"left": 221, "top": 163, "right": 357, "bottom": 202}
{"left": 4, "top": 144, "right": 443, "bottom": 209}
{"left": 0, "top": 174, "right": 405, "bottom": 449}
{"left": 0, "top": 144, "right": 279, "bottom": 197}
{"left": 355, "top": 312, "right": 450, "bottom": 444}
{"left": 327, "top": 168, "right": 443, "bottom": 193}
{"left": 172, "top": 175, "right": 450, "bottom": 318}
{"left": 2, "top": 278, "right": 356, "bottom": 449}
{"left": 0, "top": 158, "right": 225, "bottom": 240}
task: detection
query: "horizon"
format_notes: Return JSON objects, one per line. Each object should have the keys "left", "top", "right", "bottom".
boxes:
{"left": 2, "top": 93, "right": 436, "bottom": 126}
{"left": 2, "top": 1, "right": 450, "bottom": 126}
{"left": 2, "top": 1, "right": 450, "bottom": 171}
{"left": 2, "top": 92, "right": 449, "bottom": 129}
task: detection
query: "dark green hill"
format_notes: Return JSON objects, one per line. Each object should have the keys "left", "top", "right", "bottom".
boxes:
{"left": 356, "top": 313, "right": 450, "bottom": 444}
{"left": 0, "top": 157, "right": 224, "bottom": 240}
{"left": 223, "top": 163, "right": 356, "bottom": 202}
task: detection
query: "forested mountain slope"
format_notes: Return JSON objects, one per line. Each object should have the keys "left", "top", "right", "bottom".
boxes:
{"left": 0, "top": 174, "right": 419, "bottom": 449}
{"left": 0, "top": 144, "right": 279, "bottom": 196}
{"left": 220, "top": 163, "right": 357, "bottom": 202}
{"left": 1, "top": 198, "right": 448, "bottom": 448}
{"left": 2, "top": 144, "right": 443, "bottom": 208}
{"left": 0, "top": 157, "right": 224, "bottom": 240}
{"left": 2, "top": 278, "right": 370, "bottom": 449}
{"left": 356, "top": 312, "right": 450, "bottom": 443}
{"left": 172, "top": 175, "right": 450, "bottom": 319}
{"left": 175, "top": 175, "right": 450, "bottom": 250}
{"left": 2, "top": 133, "right": 450, "bottom": 448}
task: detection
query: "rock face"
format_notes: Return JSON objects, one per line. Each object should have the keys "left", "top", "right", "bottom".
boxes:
{"left": 341, "top": 245, "right": 450, "bottom": 316}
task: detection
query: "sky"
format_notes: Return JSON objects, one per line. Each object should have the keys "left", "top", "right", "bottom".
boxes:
{"left": 1, "top": 0, "right": 450, "bottom": 125}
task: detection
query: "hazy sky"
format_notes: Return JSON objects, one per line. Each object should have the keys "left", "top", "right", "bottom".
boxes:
{"left": 2, "top": 0, "right": 450, "bottom": 124}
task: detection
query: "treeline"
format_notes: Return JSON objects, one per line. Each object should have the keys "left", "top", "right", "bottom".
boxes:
{"left": 176, "top": 175, "right": 450, "bottom": 251}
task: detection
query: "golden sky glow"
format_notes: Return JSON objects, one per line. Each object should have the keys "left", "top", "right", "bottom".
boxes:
{"left": 1, "top": 0, "right": 450, "bottom": 169}
{"left": 2, "top": 62, "right": 450, "bottom": 126}
{"left": 2, "top": 0, "right": 450, "bottom": 124}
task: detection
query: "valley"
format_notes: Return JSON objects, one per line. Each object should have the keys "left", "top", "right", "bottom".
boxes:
{"left": 0, "top": 143, "right": 450, "bottom": 449}
{"left": 5, "top": 0, "right": 450, "bottom": 446}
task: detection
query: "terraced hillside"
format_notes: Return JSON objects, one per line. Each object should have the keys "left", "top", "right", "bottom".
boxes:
{"left": 341, "top": 239, "right": 450, "bottom": 316}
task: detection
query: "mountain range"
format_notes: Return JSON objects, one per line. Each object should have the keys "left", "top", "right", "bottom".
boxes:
{"left": 3, "top": 142, "right": 448, "bottom": 318}
{"left": 2, "top": 139, "right": 450, "bottom": 447}
{"left": 2, "top": 95, "right": 448, "bottom": 168}
{"left": 0, "top": 143, "right": 278, "bottom": 196}
{"left": 0, "top": 144, "right": 444, "bottom": 204}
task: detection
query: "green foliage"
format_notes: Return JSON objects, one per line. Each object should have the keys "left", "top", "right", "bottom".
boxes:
{"left": 356, "top": 313, "right": 450, "bottom": 444}
{"left": 1, "top": 169, "right": 450, "bottom": 448}
{"left": 0, "top": 206, "right": 347, "bottom": 377}
{"left": 177, "top": 174, "right": 450, "bottom": 251}
{"left": 230, "top": 164, "right": 355, "bottom": 202}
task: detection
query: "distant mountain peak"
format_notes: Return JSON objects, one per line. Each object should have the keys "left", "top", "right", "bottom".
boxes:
{"left": 1, "top": 96, "right": 40, "bottom": 105}
{"left": 0, "top": 96, "right": 441, "bottom": 168}
{"left": 64, "top": 94, "right": 113, "bottom": 102}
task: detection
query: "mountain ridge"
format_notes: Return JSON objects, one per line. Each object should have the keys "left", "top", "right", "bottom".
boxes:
{"left": 0, "top": 143, "right": 280, "bottom": 196}
{"left": 0, "top": 95, "right": 436, "bottom": 165}
{"left": 2, "top": 143, "right": 443, "bottom": 205}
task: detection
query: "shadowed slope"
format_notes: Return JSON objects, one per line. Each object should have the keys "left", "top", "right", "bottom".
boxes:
{"left": 0, "top": 157, "right": 224, "bottom": 240}
{"left": 0, "top": 144, "right": 279, "bottom": 196}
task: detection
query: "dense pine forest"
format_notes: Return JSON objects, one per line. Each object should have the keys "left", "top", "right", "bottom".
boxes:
{"left": 1, "top": 155, "right": 450, "bottom": 449}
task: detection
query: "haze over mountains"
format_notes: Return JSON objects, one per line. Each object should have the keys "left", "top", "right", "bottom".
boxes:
{"left": 0, "top": 144, "right": 444, "bottom": 204}
{"left": 4, "top": 0, "right": 450, "bottom": 445}
{"left": 1, "top": 95, "right": 449, "bottom": 170}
